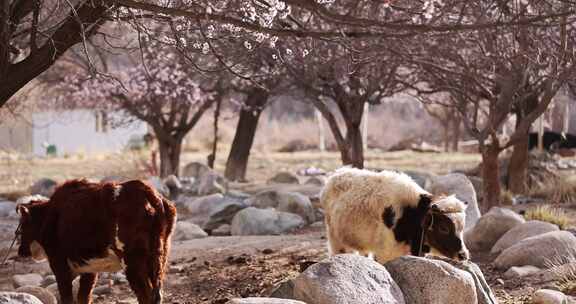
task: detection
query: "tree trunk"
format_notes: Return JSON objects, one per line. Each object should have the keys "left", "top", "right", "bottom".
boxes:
{"left": 507, "top": 94, "right": 538, "bottom": 193}
{"left": 343, "top": 122, "right": 364, "bottom": 168}
{"left": 481, "top": 143, "right": 502, "bottom": 212}
{"left": 157, "top": 138, "right": 182, "bottom": 178}
{"left": 208, "top": 98, "right": 222, "bottom": 169}
{"left": 451, "top": 116, "right": 461, "bottom": 152}
{"left": 224, "top": 89, "right": 267, "bottom": 181}
{"left": 508, "top": 134, "right": 529, "bottom": 193}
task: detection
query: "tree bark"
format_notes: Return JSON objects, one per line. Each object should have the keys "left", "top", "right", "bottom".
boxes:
{"left": 507, "top": 94, "right": 538, "bottom": 193}
{"left": 157, "top": 137, "right": 182, "bottom": 178}
{"left": 451, "top": 116, "right": 461, "bottom": 152}
{"left": 508, "top": 134, "right": 529, "bottom": 193}
{"left": 343, "top": 121, "right": 364, "bottom": 168}
{"left": 481, "top": 143, "right": 502, "bottom": 212}
{"left": 208, "top": 98, "right": 222, "bottom": 169}
{"left": 224, "top": 89, "right": 267, "bottom": 181}
{"left": 0, "top": 1, "right": 108, "bottom": 107}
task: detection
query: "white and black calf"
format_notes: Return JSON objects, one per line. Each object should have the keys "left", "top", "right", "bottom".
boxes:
{"left": 321, "top": 167, "right": 469, "bottom": 263}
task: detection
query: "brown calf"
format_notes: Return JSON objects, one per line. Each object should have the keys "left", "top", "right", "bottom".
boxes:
{"left": 16, "top": 179, "right": 177, "bottom": 304}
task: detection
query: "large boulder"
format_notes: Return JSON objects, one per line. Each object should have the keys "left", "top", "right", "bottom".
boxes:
{"left": 465, "top": 207, "right": 525, "bottom": 252}
{"left": 15, "top": 286, "right": 57, "bottom": 304}
{"left": 292, "top": 254, "right": 405, "bottom": 304}
{"left": 183, "top": 194, "right": 248, "bottom": 230}
{"left": 305, "top": 176, "right": 326, "bottom": 187}
{"left": 13, "top": 274, "right": 44, "bottom": 288}
{"left": 0, "top": 292, "right": 43, "bottom": 304}
{"left": 429, "top": 173, "right": 481, "bottom": 230}
{"left": 491, "top": 221, "right": 559, "bottom": 254}
{"left": 231, "top": 207, "right": 305, "bottom": 236}
{"left": 173, "top": 222, "right": 208, "bottom": 241}
{"left": 227, "top": 298, "right": 306, "bottom": 304}
{"left": 494, "top": 231, "right": 576, "bottom": 269}
{"left": 247, "top": 191, "right": 316, "bottom": 224}
{"left": 385, "top": 256, "right": 481, "bottom": 304}
{"left": 267, "top": 172, "right": 300, "bottom": 185}
{"left": 29, "top": 178, "right": 57, "bottom": 197}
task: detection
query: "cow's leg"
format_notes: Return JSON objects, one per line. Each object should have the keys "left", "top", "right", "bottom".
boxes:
{"left": 50, "top": 259, "right": 75, "bottom": 304}
{"left": 77, "top": 273, "right": 98, "bottom": 304}
{"left": 125, "top": 254, "right": 153, "bottom": 304}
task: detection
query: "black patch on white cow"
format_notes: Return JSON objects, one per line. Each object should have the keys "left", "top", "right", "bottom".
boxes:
{"left": 392, "top": 194, "right": 432, "bottom": 256}
{"left": 382, "top": 207, "right": 395, "bottom": 228}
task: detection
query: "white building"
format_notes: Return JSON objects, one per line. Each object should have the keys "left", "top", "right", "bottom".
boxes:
{"left": 0, "top": 109, "right": 147, "bottom": 156}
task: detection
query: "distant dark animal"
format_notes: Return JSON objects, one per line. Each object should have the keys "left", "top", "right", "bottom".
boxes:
{"left": 321, "top": 167, "right": 469, "bottom": 264}
{"left": 16, "top": 179, "right": 177, "bottom": 304}
{"left": 528, "top": 131, "right": 576, "bottom": 151}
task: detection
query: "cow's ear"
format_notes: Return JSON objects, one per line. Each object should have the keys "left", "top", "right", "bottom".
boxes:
{"left": 417, "top": 194, "right": 433, "bottom": 211}
{"left": 16, "top": 204, "right": 29, "bottom": 216}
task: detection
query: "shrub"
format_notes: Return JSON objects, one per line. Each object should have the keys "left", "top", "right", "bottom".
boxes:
{"left": 524, "top": 205, "right": 570, "bottom": 230}
{"left": 530, "top": 175, "right": 576, "bottom": 204}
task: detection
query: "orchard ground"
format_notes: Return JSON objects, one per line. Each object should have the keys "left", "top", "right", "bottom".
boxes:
{"left": 1, "top": 150, "right": 576, "bottom": 304}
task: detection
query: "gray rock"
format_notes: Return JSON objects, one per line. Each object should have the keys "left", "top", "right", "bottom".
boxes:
{"left": 467, "top": 176, "right": 483, "bottom": 203}
{"left": 29, "top": 178, "right": 57, "bottom": 197}
{"left": 15, "top": 286, "right": 57, "bottom": 304}
{"left": 0, "top": 200, "right": 16, "bottom": 218}
{"left": 425, "top": 256, "right": 498, "bottom": 304}
{"left": 146, "top": 176, "right": 170, "bottom": 198}
{"left": 212, "top": 224, "right": 231, "bottom": 236}
{"left": 13, "top": 274, "right": 44, "bottom": 288}
{"left": 0, "top": 292, "right": 43, "bottom": 304}
{"left": 532, "top": 289, "right": 567, "bottom": 304}
{"left": 227, "top": 298, "right": 306, "bottom": 304}
{"left": 304, "top": 176, "right": 326, "bottom": 187}
{"left": 385, "top": 256, "right": 479, "bottom": 304}
{"left": 494, "top": 231, "right": 576, "bottom": 269}
{"left": 181, "top": 162, "right": 211, "bottom": 180}
{"left": 197, "top": 172, "right": 227, "bottom": 195}
{"left": 92, "top": 285, "right": 112, "bottom": 295}
{"left": 429, "top": 173, "right": 481, "bottom": 230}
{"left": 292, "top": 254, "right": 404, "bottom": 304}
{"left": 173, "top": 222, "right": 208, "bottom": 241}
{"left": 267, "top": 172, "right": 299, "bottom": 185}
{"left": 231, "top": 207, "right": 305, "bottom": 236}
{"left": 504, "top": 266, "right": 542, "bottom": 279}
{"left": 163, "top": 175, "right": 182, "bottom": 198}
{"left": 247, "top": 191, "right": 316, "bottom": 224}
{"left": 41, "top": 276, "right": 56, "bottom": 288}
{"left": 183, "top": 194, "right": 247, "bottom": 230}
{"left": 268, "top": 280, "right": 295, "bottom": 299}
{"left": 0, "top": 222, "right": 18, "bottom": 242}
{"left": 465, "top": 207, "right": 525, "bottom": 252}
{"left": 491, "top": 221, "right": 559, "bottom": 254}
{"left": 403, "top": 170, "right": 435, "bottom": 189}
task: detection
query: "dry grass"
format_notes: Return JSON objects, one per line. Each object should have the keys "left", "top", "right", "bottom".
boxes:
{"left": 545, "top": 258, "right": 576, "bottom": 297}
{"left": 530, "top": 175, "right": 576, "bottom": 204}
{"left": 524, "top": 205, "right": 571, "bottom": 230}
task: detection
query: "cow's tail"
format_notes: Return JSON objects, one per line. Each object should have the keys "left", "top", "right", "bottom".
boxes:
{"left": 143, "top": 185, "right": 177, "bottom": 304}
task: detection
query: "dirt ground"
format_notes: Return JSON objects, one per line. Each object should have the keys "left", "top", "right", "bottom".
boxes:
{"left": 0, "top": 150, "right": 574, "bottom": 303}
